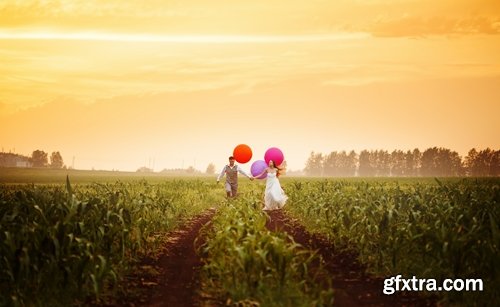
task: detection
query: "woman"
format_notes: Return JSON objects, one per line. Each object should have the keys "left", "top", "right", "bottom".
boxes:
{"left": 252, "top": 160, "right": 288, "bottom": 210}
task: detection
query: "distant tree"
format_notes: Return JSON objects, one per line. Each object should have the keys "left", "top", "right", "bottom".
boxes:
{"left": 421, "top": 147, "right": 439, "bottom": 176}
{"left": 481, "top": 148, "right": 497, "bottom": 176}
{"left": 477, "top": 148, "right": 493, "bottom": 176}
{"left": 455, "top": 155, "right": 464, "bottom": 175}
{"left": 206, "top": 163, "right": 216, "bottom": 175}
{"left": 50, "top": 151, "right": 64, "bottom": 168}
{"left": 302, "top": 147, "right": 496, "bottom": 177}
{"left": 186, "top": 166, "right": 196, "bottom": 173}
{"left": 323, "top": 151, "right": 338, "bottom": 176}
{"left": 390, "top": 150, "right": 405, "bottom": 176}
{"left": 422, "top": 147, "right": 463, "bottom": 176}
{"left": 412, "top": 148, "right": 422, "bottom": 176}
{"left": 336, "top": 150, "right": 355, "bottom": 177}
{"left": 31, "top": 150, "right": 48, "bottom": 167}
{"left": 403, "top": 149, "right": 421, "bottom": 176}
{"left": 491, "top": 150, "right": 500, "bottom": 176}
{"left": 448, "top": 150, "right": 464, "bottom": 176}
{"left": 304, "top": 151, "right": 324, "bottom": 176}
{"left": 375, "top": 150, "right": 390, "bottom": 176}
{"left": 358, "top": 150, "right": 375, "bottom": 176}
{"left": 464, "top": 148, "right": 479, "bottom": 176}
{"left": 137, "top": 166, "right": 153, "bottom": 173}
{"left": 346, "top": 150, "right": 358, "bottom": 177}
{"left": 466, "top": 148, "right": 499, "bottom": 176}
{"left": 438, "top": 148, "right": 463, "bottom": 176}
{"left": 337, "top": 151, "right": 346, "bottom": 176}
{"left": 323, "top": 150, "right": 357, "bottom": 177}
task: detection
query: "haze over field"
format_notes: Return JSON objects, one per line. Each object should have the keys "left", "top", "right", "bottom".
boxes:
{"left": 1, "top": 0, "right": 499, "bottom": 171}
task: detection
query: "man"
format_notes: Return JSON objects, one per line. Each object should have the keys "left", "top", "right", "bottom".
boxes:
{"left": 217, "top": 156, "right": 253, "bottom": 197}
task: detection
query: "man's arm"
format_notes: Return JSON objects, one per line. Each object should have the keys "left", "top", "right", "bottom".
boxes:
{"left": 216, "top": 165, "right": 227, "bottom": 182}
{"left": 237, "top": 165, "right": 252, "bottom": 179}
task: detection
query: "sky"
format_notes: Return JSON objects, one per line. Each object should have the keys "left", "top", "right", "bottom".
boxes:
{"left": 1, "top": 0, "right": 499, "bottom": 172}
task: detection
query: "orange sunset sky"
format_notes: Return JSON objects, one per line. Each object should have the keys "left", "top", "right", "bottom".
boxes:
{"left": 1, "top": 0, "right": 499, "bottom": 172}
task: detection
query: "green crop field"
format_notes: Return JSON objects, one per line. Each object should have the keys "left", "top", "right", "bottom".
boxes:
{"left": 0, "top": 169, "right": 498, "bottom": 306}
{"left": 0, "top": 167, "right": 215, "bottom": 184}
{"left": 0, "top": 176, "right": 222, "bottom": 306}
{"left": 284, "top": 177, "right": 500, "bottom": 305}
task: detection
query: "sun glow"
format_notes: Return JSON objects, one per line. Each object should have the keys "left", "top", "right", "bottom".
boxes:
{"left": 1, "top": 0, "right": 499, "bottom": 171}
{"left": 0, "top": 31, "right": 370, "bottom": 43}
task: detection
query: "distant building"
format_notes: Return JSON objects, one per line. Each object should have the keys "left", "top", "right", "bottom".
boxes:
{"left": 16, "top": 161, "right": 32, "bottom": 168}
{"left": 0, "top": 152, "right": 32, "bottom": 168}
{"left": 136, "top": 166, "right": 154, "bottom": 173}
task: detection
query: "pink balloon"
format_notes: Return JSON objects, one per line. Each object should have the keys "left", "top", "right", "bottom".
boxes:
{"left": 264, "top": 147, "right": 284, "bottom": 166}
{"left": 251, "top": 160, "right": 268, "bottom": 179}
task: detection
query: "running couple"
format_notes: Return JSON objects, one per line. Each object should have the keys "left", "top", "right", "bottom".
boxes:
{"left": 216, "top": 156, "right": 288, "bottom": 210}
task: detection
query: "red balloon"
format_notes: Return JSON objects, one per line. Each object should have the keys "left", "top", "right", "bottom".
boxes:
{"left": 233, "top": 144, "right": 252, "bottom": 163}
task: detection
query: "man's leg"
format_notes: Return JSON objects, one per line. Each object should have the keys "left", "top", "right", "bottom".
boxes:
{"left": 225, "top": 182, "right": 232, "bottom": 197}
{"left": 231, "top": 183, "right": 238, "bottom": 198}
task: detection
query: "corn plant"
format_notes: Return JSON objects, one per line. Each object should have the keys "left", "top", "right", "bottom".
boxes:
{"left": 198, "top": 191, "right": 333, "bottom": 306}
{"left": 0, "top": 178, "right": 221, "bottom": 306}
{"left": 285, "top": 178, "right": 499, "bottom": 305}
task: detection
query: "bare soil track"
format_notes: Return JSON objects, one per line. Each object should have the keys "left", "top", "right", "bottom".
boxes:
{"left": 146, "top": 209, "right": 215, "bottom": 307}
{"left": 109, "top": 209, "right": 215, "bottom": 307}
{"left": 115, "top": 208, "right": 436, "bottom": 307}
{"left": 265, "top": 209, "right": 437, "bottom": 307}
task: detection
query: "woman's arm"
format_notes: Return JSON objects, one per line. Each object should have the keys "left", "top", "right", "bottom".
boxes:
{"left": 253, "top": 167, "right": 269, "bottom": 179}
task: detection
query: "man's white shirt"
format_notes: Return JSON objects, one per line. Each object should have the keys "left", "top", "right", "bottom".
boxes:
{"left": 217, "top": 164, "right": 252, "bottom": 181}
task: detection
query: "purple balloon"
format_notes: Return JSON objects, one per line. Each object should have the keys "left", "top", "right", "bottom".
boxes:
{"left": 264, "top": 147, "right": 284, "bottom": 166}
{"left": 251, "top": 160, "right": 268, "bottom": 179}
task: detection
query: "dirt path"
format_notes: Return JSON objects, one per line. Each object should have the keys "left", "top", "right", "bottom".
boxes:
{"left": 116, "top": 208, "right": 215, "bottom": 307}
{"left": 265, "top": 209, "right": 436, "bottom": 307}
{"left": 147, "top": 209, "right": 215, "bottom": 307}
{"left": 116, "top": 207, "right": 435, "bottom": 306}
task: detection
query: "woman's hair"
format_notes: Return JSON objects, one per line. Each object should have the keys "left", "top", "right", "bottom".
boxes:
{"left": 270, "top": 160, "right": 286, "bottom": 177}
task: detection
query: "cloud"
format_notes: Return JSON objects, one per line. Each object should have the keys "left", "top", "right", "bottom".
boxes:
{"left": 0, "top": 32, "right": 369, "bottom": 43}
{"left": 0, "top": 0, "right": 198, "bottom": 35}
{"left": 0, "top": 36, "right": 369, "bottom": 110}
{"left": 366, "top": 15, "right": 500, "bottom": 37}
{"left": 1, "top": 0, "right": 499, "bottom": 37}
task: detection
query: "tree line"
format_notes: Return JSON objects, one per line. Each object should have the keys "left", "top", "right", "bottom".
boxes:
{"left": 304, "top": 147, "right": 499, "bottom": 177}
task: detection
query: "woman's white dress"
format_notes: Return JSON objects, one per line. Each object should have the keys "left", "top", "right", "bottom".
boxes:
{"left": 264, "top": 172, "right": 288, "bottom": 210}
